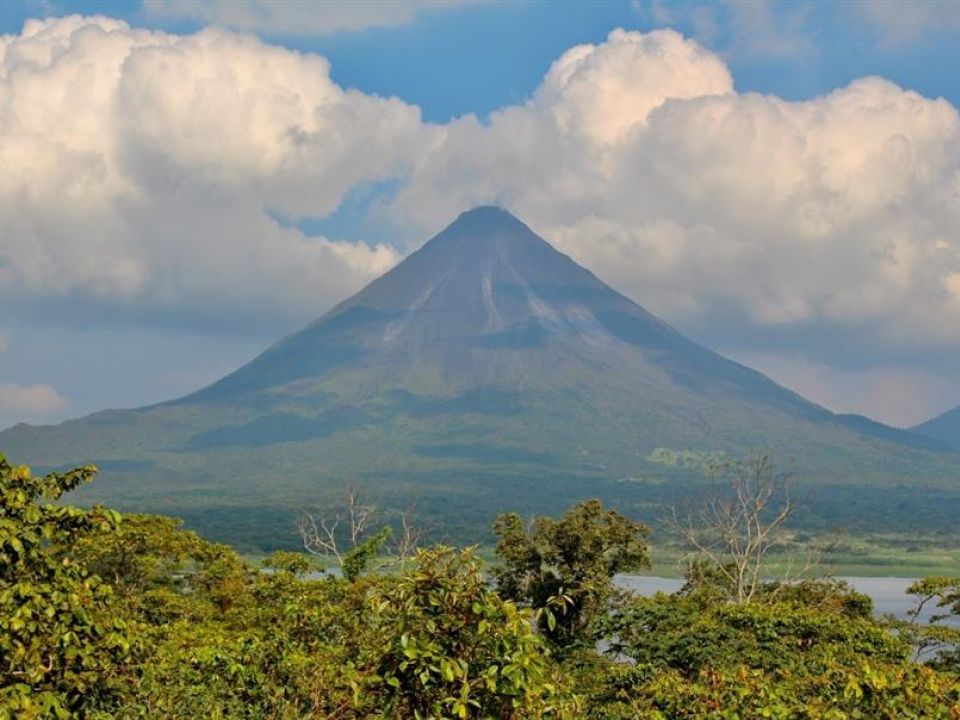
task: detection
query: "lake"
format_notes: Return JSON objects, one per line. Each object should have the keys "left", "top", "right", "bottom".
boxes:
{"left": 616, "top": 575, "right": 954, "bottom": 624}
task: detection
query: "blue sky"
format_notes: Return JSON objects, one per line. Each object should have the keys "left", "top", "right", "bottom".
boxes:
{"left": 2, "top": 0, "right": 960, "bottom": 429}
{"left": 6, "top": 0, "right": 960, "bottom": 121}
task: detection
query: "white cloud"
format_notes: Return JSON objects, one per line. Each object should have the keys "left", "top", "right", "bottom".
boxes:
{"left": 142, "top": 0, "right": 474, "bottom": 35}
{"left": 0, "top": 383, "right": 70, "bottom": 429}
{"left": 534, "top": 29, "right": 733, "bottom": 146}
{"left": 393, "top": 28, "right": 960, "bottom": 350}
{"left": 0, "top": 16, "right": 424, "bottom": 327}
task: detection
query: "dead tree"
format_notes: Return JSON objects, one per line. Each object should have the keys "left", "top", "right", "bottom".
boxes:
{"left": 666, "top": 453, "right": 816, "bottom": 604}
{"left": 299, "top": 489, "right": 425, "bottom": 574}
{"left": 298, "top": 486, "right": 377, "bottom": 565}
{"left": 391, "top": 508, "right": 424, "bottom": 563}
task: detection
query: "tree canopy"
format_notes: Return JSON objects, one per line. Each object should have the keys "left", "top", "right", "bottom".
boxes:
{"left": 2, "top": 457, "right": 958, "bottom": 718}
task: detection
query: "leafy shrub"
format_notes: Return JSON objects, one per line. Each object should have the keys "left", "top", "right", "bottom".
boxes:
{"left": 0, "top": 456, "right": 132, "bottom": 718}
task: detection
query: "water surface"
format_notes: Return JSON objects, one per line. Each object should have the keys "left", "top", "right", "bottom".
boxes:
{"left": 616, "top": 575, "right": 954, "bottom": 624}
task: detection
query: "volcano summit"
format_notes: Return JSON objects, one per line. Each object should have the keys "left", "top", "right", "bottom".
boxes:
{"left": 2, "top": 207, "right": 955, "bottom": 547}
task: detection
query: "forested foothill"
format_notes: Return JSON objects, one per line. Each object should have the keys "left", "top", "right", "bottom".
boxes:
{"left": 2, "top": 453, "right": 958, "bottom": 719}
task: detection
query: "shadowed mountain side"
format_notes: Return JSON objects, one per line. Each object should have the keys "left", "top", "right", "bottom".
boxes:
{"left": 1, "top": 207, "right": 956, "bottom": 547}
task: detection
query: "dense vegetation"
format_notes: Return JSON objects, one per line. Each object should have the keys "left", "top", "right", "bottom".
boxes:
{"left": 2, "top": 454, "right": 959, "bottom": 718}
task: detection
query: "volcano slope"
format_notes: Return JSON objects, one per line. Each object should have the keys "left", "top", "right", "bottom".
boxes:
{"left": 2, "top": 207, "right": 957, "bottom": 548}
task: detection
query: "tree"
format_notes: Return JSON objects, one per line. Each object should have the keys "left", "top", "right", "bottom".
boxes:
{"left": 261, "top": 549, "right": 316, "bottom": 578}
{"left": 596, "top": 579, "right": 905, "bottom": 676}
{"left": 899, "top": 576, "right": 960, "bottom": 669}
{"left": 389, "top": 505, "right": 426, "bottom": 564}
{"left": 666, "top": 452, "right": 815, "bottom": 604}
{"left": 299, "top": 486, "right": 424, "bottom": 580}
{"left": 493, "top": 499, "right": 649, "bottom": 647}
{"left": 0, "top": 456, "right": 132, "bottom": 717}
{"left": 361, "top": 547, "right": 578, "bottom": 718}
{"left": 73, "top": 514, "right": 206, "bottom": 599}
{"left": 298, "top": 486, "right": 378, "bottom": 567}
{"left": 584, "top": 577, "right": 960, "bottom": 718}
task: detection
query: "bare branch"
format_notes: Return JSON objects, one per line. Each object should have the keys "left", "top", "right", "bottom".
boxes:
{"left": 298, "top": 486, "right": 379, "bottom": 566}
{"left": 298, "top": 510, "right": 345, "bottom": 565}
{"left": 664, "top": 452, "right": 812, "bottom": 603}
{"left": 399, "top": 511, "right": 422, "bottom": 560}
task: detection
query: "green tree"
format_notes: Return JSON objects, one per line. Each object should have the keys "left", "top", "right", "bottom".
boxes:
{"left": 341, "top": 525, "right": 392, "bottom": 582}
{"left": 261, "top": 549, "right": 317, "bottom": 577}
{"left": 0, "top": 457, "right": 132, "bottom": 718}
{"left": 898, "top": 576, "right": 960, "bottom": 670}
{"left": 493, "top": 499, "right": 649, "bottom": 647}
{"left": 73, "top": 514, "right": 205, "bottom": 599}
{"left": 583, "top": 576, "right": 959, "bottom": 718}
{"left": 360, "top": 546, "right": 577, "bottom": 718}
{"left": 578, "top": 659, "right": 960, "bottom": 719}
{"left": 596, "top": 580, "right": 906, "bottom": 677}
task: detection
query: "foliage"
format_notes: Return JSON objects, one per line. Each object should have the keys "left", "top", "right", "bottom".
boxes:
{"left": 359, "top": 546, "right": 577, "bottom": 718}
{"left": 342, "top": 525, "right": 392, "bottom": 581}
{"left": 493, "top": 499, "right": 649, "bottom": 647}
{"left": 897, "top": 576, "right": 960, "bottom": 670}
{"left": 73, "top": 514, "right": 206, "bottom": 598}
{"left": 108, "top": 545, "right": 578, "bottom": 718}
{"left": 0, "top": 456, "right": 132, "bottom": 718}
{"left": 577, "top": 658, "right": 960, "bottom": 719}
{"left": 584, "top": 573, "right": 959, "bottom": 718}
{"left": 3, "top": 457, "right": 959, "bottom": 719}
{"left": 262, "top": 549, "right": 318, "bottom": 577}
{"left": 596, "top": 580, "right": 907, "bottom": 677}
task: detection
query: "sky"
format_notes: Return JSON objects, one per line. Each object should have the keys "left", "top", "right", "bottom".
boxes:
{"left": 2, "top": 0, "right": 960, "bottom": 430}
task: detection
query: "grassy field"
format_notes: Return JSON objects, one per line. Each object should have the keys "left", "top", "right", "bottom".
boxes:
{"left": 247, "top": 533, "right": 960, "bottom": 581}
{"left": 639, "top": 535, "right": 960, "bottom": 579}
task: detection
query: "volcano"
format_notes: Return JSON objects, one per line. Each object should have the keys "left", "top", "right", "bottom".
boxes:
{"left": 1, "top": 207, "right": 955, "bottom": 548}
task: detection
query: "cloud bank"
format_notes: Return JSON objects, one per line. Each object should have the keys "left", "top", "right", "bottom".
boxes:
{"left": 0, "top": 15, "right": 420, "bottom": 329}
{"left": 2, "top": 17, "right": 960, "bottom": 404}
{"left": 395, "top": 28, "right": 960, "bottom": 352}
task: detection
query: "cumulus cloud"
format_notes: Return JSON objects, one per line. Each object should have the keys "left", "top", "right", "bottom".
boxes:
{"left": 0, "top": 15, "right": 424, "bottom": 328}
{"left": 393, "top": 28, "right": 960, "bottom": 352}
{"left": 0, "top": 383, "right": 70, "bottom": 429}
{"left": 143, "top": 0, "right": 473, "bottom": 35}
